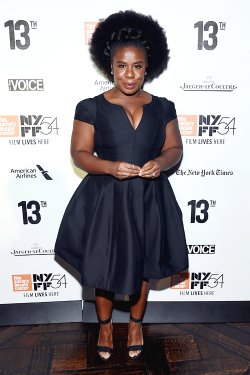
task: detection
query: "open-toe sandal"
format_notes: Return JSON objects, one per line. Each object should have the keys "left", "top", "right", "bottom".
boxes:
{"left": 127, "top": 314, "right": 144, "bottom": 359}
{"left": 97, "top": 316, "right": 114, "bottom": 361}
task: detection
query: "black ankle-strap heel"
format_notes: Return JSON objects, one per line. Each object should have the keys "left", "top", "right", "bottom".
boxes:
{"left": 97, "top": 316, "right": 114, "bottom": 361}
{"left": 130, "top": 315, "right": 143, "bottom": 323}
{"left": 127, "top": 314, "right": 144, "bottom": 359}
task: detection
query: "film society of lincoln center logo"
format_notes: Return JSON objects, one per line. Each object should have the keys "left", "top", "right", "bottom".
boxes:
{"left": 85, "top": 22, "right": 99, "bottom": 45}
{"left": 12, "top": 273, "right": 67, "bottom": 297}
{"left": 171, "top": 272, "right": 224, "bottom": 295}
{"left": 85, "top": 22, "right": 115, "bottom": 93}
{"left": 0, "top": 116, "right": 19, "bottom": 137}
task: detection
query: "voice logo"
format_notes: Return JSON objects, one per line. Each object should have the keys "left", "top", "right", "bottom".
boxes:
{"left": 188, "top": 245, "right": 215, "bottom": 254}
{"left": 8, "top": 79, "right": 44, "bottom": 91}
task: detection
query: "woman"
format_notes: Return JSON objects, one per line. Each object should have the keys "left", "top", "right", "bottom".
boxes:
{"left": 55, "top": 10, "right": 188, "bottom": 361}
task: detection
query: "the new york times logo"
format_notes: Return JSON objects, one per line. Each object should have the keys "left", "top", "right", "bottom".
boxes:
{"left": 8, "top": 79, "right": 44, "bottom": 91}
{"left": 188, "top": 245, "right": 215, "bottom": 254}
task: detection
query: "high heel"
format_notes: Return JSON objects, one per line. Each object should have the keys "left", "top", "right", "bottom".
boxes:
{"left": 97, "top": 316, "right": 114, "bottom": 361}
{"left": 127, "top": 315, "right": 144, "bottom": 359}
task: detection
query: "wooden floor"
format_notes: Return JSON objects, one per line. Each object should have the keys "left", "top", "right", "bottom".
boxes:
{"left": 0, "top": 322, "right": 250, "bottom": 374}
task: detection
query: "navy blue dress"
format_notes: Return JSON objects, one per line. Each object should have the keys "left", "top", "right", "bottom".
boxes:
{"left": 54, "top": 93, "right": 188, "bottom": 295}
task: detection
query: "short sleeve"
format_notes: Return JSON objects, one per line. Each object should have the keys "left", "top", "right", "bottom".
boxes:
{"left": 159, "top": 97, "right": 177, "bottom": 124}
{"left": 74, "top": 98, "right": 96, "bottom": 125}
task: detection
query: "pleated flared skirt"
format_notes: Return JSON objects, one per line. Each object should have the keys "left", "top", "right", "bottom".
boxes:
{"left": 54, "top": 173, "right": 188, "bottom": 295}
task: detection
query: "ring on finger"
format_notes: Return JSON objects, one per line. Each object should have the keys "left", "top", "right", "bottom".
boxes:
{"left": 125, "top": 173, "right": 128, "bottom": 177}
{"left": 131, "top": 164, "right": 134, "bottom": 171}
{"left": 152, "top": 172, "right": 156, "bottom": 177}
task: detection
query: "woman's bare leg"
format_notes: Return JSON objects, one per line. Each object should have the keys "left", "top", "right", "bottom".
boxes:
{"left": 95, "top": 288, "right": 115, "bottom": 360}
{"left": 128, "top": 279, "right": 149, "bottom": 357}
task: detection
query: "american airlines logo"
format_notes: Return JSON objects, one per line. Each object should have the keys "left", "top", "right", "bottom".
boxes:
{"left": 36, "top": 165, "right": 52, "bottom": 180}
{"left": 8, "top": 79, "right": 44, "bottom": 91}
{"left": 10, "top": 165, "right": 52, "bottom": 180}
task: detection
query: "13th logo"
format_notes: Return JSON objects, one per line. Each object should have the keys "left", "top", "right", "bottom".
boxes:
{"left": 4, "top": 20, "right": 37, "bottom": 50}
{"left": 188, "top": 200, "right": 216, "bottom": 223}
{"left": 194, "top": 21, "right": 226, "bottom": 50}
{"left": 18, "top": 200, "right": 47, "bottom": 225}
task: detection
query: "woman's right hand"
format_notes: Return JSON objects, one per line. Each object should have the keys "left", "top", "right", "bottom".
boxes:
{"left": 108, "top": 161, "right": 140, "bottom": 180}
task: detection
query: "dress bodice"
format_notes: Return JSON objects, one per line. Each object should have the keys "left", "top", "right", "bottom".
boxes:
{"left": 74, "top": 93, "right": 177, "bottom": 168}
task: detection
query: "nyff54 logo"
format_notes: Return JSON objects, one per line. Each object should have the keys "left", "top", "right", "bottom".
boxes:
{"left": 171, "top": 272, "right": 224, "bottom": 289}
{"left": 178, "top": 115, "right": 235, "bottom": 136}
{"left": 20, "top": 115, "right": 58, "bottom": 137}
{"left": 12, "top": 273, "right": 67, "bottom": 291}
{"left": 0, "top": 115, "right": 58, "bottom": 137}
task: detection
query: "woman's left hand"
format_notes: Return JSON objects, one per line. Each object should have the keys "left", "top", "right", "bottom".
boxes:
{"left": 139, "top": 160, "right": 161, "bottom": 178}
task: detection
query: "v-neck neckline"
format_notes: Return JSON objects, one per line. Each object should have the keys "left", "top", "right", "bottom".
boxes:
{"left": 102, "top": 93, "right": 153, "bottom": 131}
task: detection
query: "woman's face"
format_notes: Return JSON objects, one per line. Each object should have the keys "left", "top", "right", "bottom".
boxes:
{"left": 111, "top": 46, "right": 147, "bottom": 95}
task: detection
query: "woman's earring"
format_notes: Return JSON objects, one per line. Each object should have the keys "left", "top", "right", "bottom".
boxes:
{"left": 145, "top": 72, "right": 147, "bottom": 75}
{"left": 111, "top": 71, "right": 113, "bottom": 75}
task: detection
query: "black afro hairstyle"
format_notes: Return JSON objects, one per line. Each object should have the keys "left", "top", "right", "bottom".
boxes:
{"left": 90, "top": 10, "right": 169, "bottom": 83}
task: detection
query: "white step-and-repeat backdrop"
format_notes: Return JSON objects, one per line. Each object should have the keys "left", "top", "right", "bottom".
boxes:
{"left": 1, "top": 0, "right": 249, "bottom": 308}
